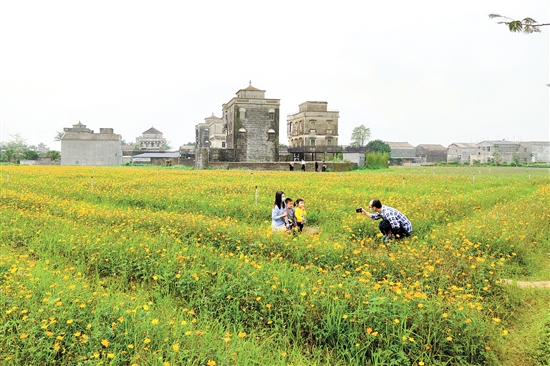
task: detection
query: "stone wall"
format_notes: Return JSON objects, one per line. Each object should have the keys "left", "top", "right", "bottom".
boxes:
{"left": 236, "top": 104, "right": 279, "bottom": 162}
{"left": 61, "top": 140, "right": 122, "bottom": 166}
{"left": 208, "top": 161, "right": 357, "bottom": 171}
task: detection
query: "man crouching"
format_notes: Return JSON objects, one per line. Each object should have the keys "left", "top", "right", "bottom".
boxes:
{"left": 358, "top": 199, "right": 412, "bottom": 243}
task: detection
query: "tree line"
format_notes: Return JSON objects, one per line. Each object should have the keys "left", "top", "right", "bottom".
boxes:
{"left": 0, "top": 133, "right": 60, "bottom": 163}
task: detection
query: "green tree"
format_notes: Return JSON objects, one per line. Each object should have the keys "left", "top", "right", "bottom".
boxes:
{"left": 22, "top": 150, "right": 40, "bottom": 160}
{"left": 350, "top": 125, "right": 371, "bottom": 147}
{"left": 366, "top": 139, "right": 391, "bottom": 155}
{"left": 45, "top": 150, "right": 61, "bottom": 161}
{"left": 489, "top": 14, "right": 549, "bottom": 34}
{"left": 5, "top": 149, "right": 15, "bottom": 163}
{"left": 54, "top": 131, "right": 65, "bottom": 141}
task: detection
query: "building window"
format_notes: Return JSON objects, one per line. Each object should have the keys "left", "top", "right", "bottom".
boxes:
{"left": 267, "top": 129, "right": 276, "bottom": 141}
{"left": 310, "top": 139, "right": 316, "bottom": 147}
{"left": 327, "top": 138, "right": 332, "bottom": 146}
{"left": 239, "top": 108, "right": 246, "bottom": 120}
{"left": 310, "top": 121, "right": 316, "bottom": 129}
{"left": 268, "top": 108, "right": 275, "bottom": 121}
{"left": 487, "top": 147, "right": 490, "bottom": 152}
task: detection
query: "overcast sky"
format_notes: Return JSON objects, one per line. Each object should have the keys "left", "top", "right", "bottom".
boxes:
{"left": 1, "top": 0, "right": 548, "bottom": 150}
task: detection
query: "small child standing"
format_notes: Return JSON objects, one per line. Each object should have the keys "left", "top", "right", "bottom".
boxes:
{"left": 294, "top": 198, "right": 306, "bottom": 232}
{"left": 284, "top": 198, "right": 297, "bottom": 231}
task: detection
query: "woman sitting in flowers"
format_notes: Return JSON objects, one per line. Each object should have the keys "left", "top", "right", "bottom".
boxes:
{"left": 271, "top": 191, "right": 288, "bottom": 231}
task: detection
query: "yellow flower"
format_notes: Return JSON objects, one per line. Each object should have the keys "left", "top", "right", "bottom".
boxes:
{"left": 300, "top": 292, "right": 307, "bottom": 297}
{"left": 492, "top": 317, "right": 501, "bottom": 323}
{"left": 442, "top": 313, "right": 448, "bottom": 318}
{"left": 66, "top": 319, "right": 74, "bottom": 324}
{"left": 446, "top": 336, "right": 453, "bottom": 342}
{"left": 237, "top": 332, "right": 246, "bottom": 338}
{"left": 151, "top": 318, "right": 159, "bottom": 325}
{"left": 144, "top": 337, "right": 151, "bottom": 344}
{"left": 101, "top": 339, "right": 109, "bottom": 347}
{"left": 143, "top": 305, "right": 149, "bottom": 310}
{"left": 20, "top": 333, "right": 29, "bottom": 339}
{"left": 107, "top": 353, "right": 115, "bottom": 359}
{"left": 502, "top": 329, "right": 509, "bottom": 336}
{"left": 417, "top": 303, "right": 424, "bottom": 308}
{"left": 207, "top": 360, "right": 216, "bottom": 366}
{"left": 394, "top": 319, "right": 399, "bottom": 324}
{"left": 281, "top": 352, "right": 288, "bottom": 357}
{"left": 172, "top": 343, "right": 179, "bottom": 351}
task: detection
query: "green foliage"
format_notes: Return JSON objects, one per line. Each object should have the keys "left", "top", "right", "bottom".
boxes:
{"left": 22, "top": 150, "right": 39, "bottom": 160}
{"left": 366, "top": 152, "right": 389, "bottom": 169}
{"left": 350, "top": 125, "right": 371, "bottom": 147}
{"left": 44, "top": 150, "right": 61, "bottom": 161}
{"left": 366, "top": 139, "right": 391, "bottom": 155}
{"left": 534, "top": 310, "right": 550, "bottom": 365}
{"left": 489, "top": 13, "right": 548, "bottom": 34}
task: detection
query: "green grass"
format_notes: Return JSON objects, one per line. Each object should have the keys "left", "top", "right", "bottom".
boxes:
{"left": 0, "top": 166, "right": 549, "bottom": 365}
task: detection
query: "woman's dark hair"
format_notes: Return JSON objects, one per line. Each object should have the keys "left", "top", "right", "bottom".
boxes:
{"left": 274, "top": 191, "right": 285, "bottom": 209}
{"left": 371, "top": 199, "right": 382, "bottom": 209}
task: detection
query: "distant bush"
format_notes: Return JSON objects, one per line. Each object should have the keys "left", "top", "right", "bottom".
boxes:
{"left": 366, "top": 152, "right": 389, "bottom": 169}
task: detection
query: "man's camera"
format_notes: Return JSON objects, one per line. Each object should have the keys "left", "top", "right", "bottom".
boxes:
{"left": 355, "top": 207, "right": 363, "bottom": 213}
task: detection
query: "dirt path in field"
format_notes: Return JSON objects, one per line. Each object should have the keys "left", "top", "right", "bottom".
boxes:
{"left": 500, "top": 279, "right": 550, "bottom": 288}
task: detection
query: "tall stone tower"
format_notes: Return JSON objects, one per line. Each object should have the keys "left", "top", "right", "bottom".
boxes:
{"left": 222, "top": 82, "right": 280, "bottom": 162}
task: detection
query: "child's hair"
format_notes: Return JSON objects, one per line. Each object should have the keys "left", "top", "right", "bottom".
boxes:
{"left": 295, "top": 198, "right": 304, "bottom": 206}
{"left": 285, "top": 198, "right": 293, "bottom": 204}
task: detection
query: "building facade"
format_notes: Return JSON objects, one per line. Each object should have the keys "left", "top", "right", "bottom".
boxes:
{"left": 447, "top": 143, "right": 477, "bottom": 164}
{"left": 196, "top": 114, "right": 226, "bottom": 149}
{"left": 60, "top": 122, "right": 122, "bottom": 166}
{"left": 222, "top": 83, "right": 280, "bottom": 162}
{"left": 415, "top": 144, "right": 448, "bottom": 164}
{"left": 519, "top": 141, "right": 550, "bottom": 163}
{"left": 470, "top": 140, "right": 529, "bottom": 165}
{"left": 136, "top": 127, "right": 167, "bottom": 151}
{"left": 386, "top": 142, "right": 416, "bottom": 164}
{"left": 287, "top": 101, "right": 339, "bottom": 151}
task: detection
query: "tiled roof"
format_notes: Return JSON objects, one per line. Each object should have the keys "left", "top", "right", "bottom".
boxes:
{"left": 142, "top": 127, "right": 163, "bottom": 135}
{"left": 385, "top": 142, "right": 415, "bottom": 148}
{"left": 417, "top": 144, "right": 447, "bottom": 150}
{"left": 61, "top": 132, "right": 120, "bottom": 141}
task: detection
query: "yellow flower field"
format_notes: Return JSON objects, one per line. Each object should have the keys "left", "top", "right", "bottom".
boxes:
{"left": 1, "top": 166, "right": 549, "bottom": 365}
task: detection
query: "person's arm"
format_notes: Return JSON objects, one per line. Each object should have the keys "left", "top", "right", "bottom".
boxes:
{"left": 360, "top": 208, "right": 381, "bottom": 220}
{"left": 272, "top": 206, "right": 288, "bottom": 220}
